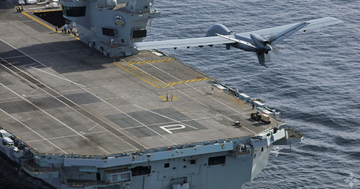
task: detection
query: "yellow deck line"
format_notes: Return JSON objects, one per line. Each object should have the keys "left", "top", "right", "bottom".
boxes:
{"left": 127, "top": 58, "right": 174, "bottom": 64}
{"left": 22, "top": 11, "right": 55, "bottom": 31}
{"left": 114, "top": 62, "right": 161, "bottom": 88}
{"left": 33, "top": 9, "right": 62, "bottom": 13}
{"left": 125, "top": 59, "right": 175, "bottom": 85}
{"left": 21, "top": 11, "right": 80, "bottom": 40}
{"left": 114, "top": 62, "right": 210, "bottom": 88}
{"left": 126, "top": 63, "right": 165, "bottom": 85}
{"left": 166, "top": 78, "right": 210, "bottom": 87}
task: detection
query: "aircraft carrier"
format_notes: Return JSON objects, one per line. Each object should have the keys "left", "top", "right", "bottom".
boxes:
{"left": 0, "top": 0, "right": 302, "bottom": 188}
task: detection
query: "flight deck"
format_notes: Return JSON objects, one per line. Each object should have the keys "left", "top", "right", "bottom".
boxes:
{"left": 0, "top": 9, "right": 277, "bottom": 156}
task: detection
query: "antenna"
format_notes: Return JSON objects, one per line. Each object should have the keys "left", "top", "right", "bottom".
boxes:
{"left": 149, "top": 18, "right": 152, "bottom": 33}
{"left": 149, "top": 2, "right": 152, "bottom": 13}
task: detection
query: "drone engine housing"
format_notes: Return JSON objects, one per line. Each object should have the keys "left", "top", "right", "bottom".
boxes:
{"left": 206, "top": 24, "right": 232, "bottom": 37}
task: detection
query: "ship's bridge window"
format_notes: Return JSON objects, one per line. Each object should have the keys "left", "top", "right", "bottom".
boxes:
{"left": 131, "top": 166, "right": 151, "bottom": 176}
{"left": 62, "top": 6, "right": 86, "bottom": 17}
{"left": 208, "top": 155, "right": 226, "bottom": 166}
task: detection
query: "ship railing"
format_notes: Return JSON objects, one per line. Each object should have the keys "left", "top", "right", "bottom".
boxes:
{"left": 273, "top": 121, "right": 286, "bottom": 128}
{"left": 114, "top": 7, "right": 151, "bottom": 15}
{"left": 236, "top": 149, "right": 251, "bottom": 154}
{"left": 94, "top": 3, "right": 127, "bottom": 9}
{"left": 281, "top": 125, "right": 304, "bottom": 138}
{"left": 22, "top": 162, "right": 58, "bottom": 174}
{"left": 61, "top": 0, "right": 87, "bottom": 2}
{"left": 208, "top": 80, "right": 252, "bottom": 104}
{"left": 98, "top": 39, "right": 129, "bottom": 48}
{"left": 207, "top": 80, "right": 284, "bottom": 122}
{"left": 66, "top": 180, "right": 108, "bottom": 188}
{"left": 110, "top": 3, "right": 127, "bottom": 10}
{"left": 93, "top": 3, "right": 152, "bottom": 15}
{"left": 59, "top": 166, "right": 69, "bottom": 186}
{"left": 230, "top": 149, "right": 251, "bottom": 157}
{"left": 105, "top": 167, "right": 129, "bottom": 174}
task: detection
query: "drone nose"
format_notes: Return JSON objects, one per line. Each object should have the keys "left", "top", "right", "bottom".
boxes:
{"left": 265, "top": 44, "right": 273, "bottom": 52}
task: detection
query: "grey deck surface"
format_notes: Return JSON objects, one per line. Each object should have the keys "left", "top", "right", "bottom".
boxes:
{"left": 0, "top": 3, "right": 276, "bottom": 155}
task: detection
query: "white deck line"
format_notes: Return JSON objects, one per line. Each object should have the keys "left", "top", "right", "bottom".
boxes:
{"left": 0, "top": 39, "right": 173, "bottom": 150}
{"left": 139, "top": 58, "right": 257, "bottom": 135}
{"left": 25, "top": 130, "right": 108, "bottom": 143}
{"left": 28, "top": 66, "right": 86, "bottom": 88}
{"left": 0, "top": 58, "right": 113, "bottom": 154}
{"left": 0, "top": 79, "right": 111, "bottom": 154}
{"left": 0, "top": 104, "right": 68, "bottom": 154}
{"left": 133, "top": 104, "right": 198, "bottom": 130}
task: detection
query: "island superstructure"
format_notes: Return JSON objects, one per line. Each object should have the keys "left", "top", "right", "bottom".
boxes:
{"left": 60, "top": 0, "right": 159, "bottom": 56}
{"left": 0, "top": 0, "right": 302, "bottom": 189}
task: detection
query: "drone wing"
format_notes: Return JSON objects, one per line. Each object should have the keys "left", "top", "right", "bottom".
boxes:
{"left": 133, "top": 17, "right": 343, "bottom": 50}
{"left": 134, "top": 36, "right": 235, "bottom": 50}
{"left": 239, "top": 17, "right": 343, "bottom": 39}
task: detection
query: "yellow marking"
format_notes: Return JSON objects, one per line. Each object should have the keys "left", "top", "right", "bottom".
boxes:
{"left": 158, "top": 95, "right": 179, "bottom": 101}
{"left": 114, "top": 60, "right": 210, "bottom": 88}
{"left": 123, "top": 58, "right": 175, "bottom": 85}
{"left": 33, "top": 9, "right": 62, "bottom": 13}
{"left": 127, "top": 58, "right": 175, "bottom": 64}
{"left": 22, "top": 11, "right": 55, "bottom": 31}
{"left": 114, "top": 62, "right": 161, "bottom": 88}
{"left": 165, "top": 78, "right": 210, "bottom": 87}
{"left": 126, "top": 63, "right": 164, "bottom": 85}
{"left": 22, "top": 11, "right": 80, "bottom": 40}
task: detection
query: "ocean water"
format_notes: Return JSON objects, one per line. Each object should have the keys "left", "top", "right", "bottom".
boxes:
{"left": 145, "top": 0, "right": 360, "bottom": 188}
{"left": 1, "top": 0, "right": 360, "bottom": 188}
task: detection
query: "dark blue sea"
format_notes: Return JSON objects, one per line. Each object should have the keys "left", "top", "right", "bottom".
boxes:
{"left": 1, "top": 0, "right": 360, "bottom": 188}
{"left": 146, "top": 0, "right": 360, "bottom": 188}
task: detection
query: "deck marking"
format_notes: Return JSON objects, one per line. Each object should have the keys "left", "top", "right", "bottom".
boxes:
{"left": 0, "top": 40, "right": 148, "bottom": 151}
{"left": 25, "top": 130, "right": 108, "bottom": 143}
{"left": 21, "top": 11, "right": 80, "bottom": 40}
{"left": 0, "top": 105, "right": 68, "bottom": 154}
{"left": 0, "top": 40, "right": 144, "bottom": 150}
{"left": 0, "top": 57, "right": 131, "bottom": 154}
{"left": 1, "top": 50, "right": 77, "bottom": 60}
{"left": 114, "top": 62, "right": 161, "bottom": 88}
{"left": 29, "top": 66, "right": 86, "bottom": 88}
{"left": 126, "top": 58, "right": 175, "bottom": 64}
{"left": 133, "top": 104, "right": 198, "bottom": 130}
{"left": 88, "top": 124, "right": 98, "bottom": 131}
{"left": 166, "top": 78, "right": 210, "bottom": 87}
{"left": 129, "top": 59, "right": 210, "bottom": 88}
{"left": 128, "top": 64, "right": 165, "bottom": 85}
{"left": 21, "top": 11, "right": 56, "bottom": 32}
{"left": 125, "top": 56, "right": 256, "bottom": 135}
{"left": 33, "top": 9, "right": 63, "bottom": 13}
{"left": 144, "top": 61, "right": 257, "bottom": 135}
{"left": 110, "top": 112, "right": 242, "bottom": 132}
{"left": 76, "top": 87, "right": 177, "bottom": 146}
{"left": 29, "top": 88, "right": 38, "bottom": 94}
{"left": 113, "top": 59, "right": 209, "bottom": 88}
{"left": 137, "top": 63, "right": 171, "bottom": 83}
{"left": 0, "top": 79, "right": 110, "bottom": 154}
{"left": 160, "top": 125, "right": 186, "bottom": 134}
{"left": 0, "top": 39, "right": 60, "bottom": 70}
{"left": 0, "top": 72, "right": 90, "bottom": 140}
